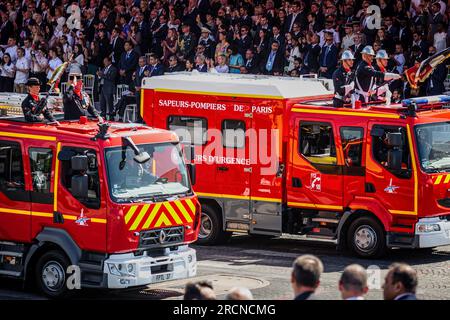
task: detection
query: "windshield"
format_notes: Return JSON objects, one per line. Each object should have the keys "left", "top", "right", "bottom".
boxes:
{"left": 415, "top": 122, "right": 450, "bottom": 173}
{"left": 105, "top": 142, "right": 191, "bottom": 202}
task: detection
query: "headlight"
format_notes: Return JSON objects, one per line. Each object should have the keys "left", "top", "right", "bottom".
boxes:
{"left": 417, "top": 224, "right": 441, "bottom": 233}
{"left": 107, "top": 263, "right": 136, "bottom": 277}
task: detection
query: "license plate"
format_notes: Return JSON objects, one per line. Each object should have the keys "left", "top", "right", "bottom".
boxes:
{"left": 152, "top": 273, "right": 173, "bottom": 282}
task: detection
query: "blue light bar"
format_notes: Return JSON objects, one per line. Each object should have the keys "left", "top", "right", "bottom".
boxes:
{"left": 402, "top": 95, "right": 450, "bottom": 107}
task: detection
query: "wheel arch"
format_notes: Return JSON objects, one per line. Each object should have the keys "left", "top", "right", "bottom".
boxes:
{"left": 337, "top": 209, "right": 388, "bottom": 249}
{"left": 24, "top": 228, "right": 82, "bottom": 281}
{"left": 199, "top": 197, "right": 225, "bottom": 230}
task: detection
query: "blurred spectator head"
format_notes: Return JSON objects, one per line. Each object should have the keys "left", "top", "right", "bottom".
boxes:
{"left": 429, "top": 45, "right": 437, "bottom": 56}
{"left": 217, "top": 54, "right": 227, "bottom": 65}
{"left": 324, "top": 31, "right": 333, "bottom": 44}
{"left": 138, "top": 56, "right": 146, "bottom": 67}
{"left": 184, "top": 281, "right": 216, "bottom": 300}
{"left": 431, "top": 2, "right": 441, "bottom": 14}
{"left": 17, "top": 47, "right": 25, "bottom": 58}
{"left": 395, "top": 43, "right": 403, "bottom": 54}
{"left": 291, "top": 255, "right": 323, "bottom": 292}
{"left": 338, "top": 264, "right": 368, "bottom": 300}
{"left": 168, "top": 55, "right": 178, "bottom": 67}
{"left": 344, "top": 23, "right": 353, "bottom": 35}
{"left": 292, "top": 22, "right": 301, "bottom": 33}
{"left": 271, "top": 40, "right": 280, "bottom": 52}
{"left": 195, "top": 54, "right": 206, "bottom": 66}
{"left": 103, "top": 56, "right": 112, "bottom": 67}
{"left": 383, "top": 263, "right": 418, "bottom": 300}
{"left": 148, "top": 53, "right": 159, "bottom": 65}
{"left": 124, "top": 40, "right": 134, "bottom": 52}
{"left": 196, "top": 44, "right": 206, "bottom": 55}
{"left": 225, "top": 287, "right": 254, "bottom": 300}
{"left": 245, "top": 49, "right": 255, "bottom": 60}
{"left": 8, "top": 37, "right": 16, "bottom": 46}
{"left": 354, "top": 32, "right": 362, "bottom": 45}
{"left": 3, "top": 53, "right": 12, "bottom": 65}
{"left": 240, "top": 25, "right": 249, "bottom": 36}
{"left": 200, "top": 27, "right": 211, "bottom": 39}
{"left": 185, "top": 58, "right": 194, "bottom": 71}
{"left": 352, "top": 20, "right": 361, "bottom": 33}
{"left": 181, "top": 23, "right": 190, "bottom": 34}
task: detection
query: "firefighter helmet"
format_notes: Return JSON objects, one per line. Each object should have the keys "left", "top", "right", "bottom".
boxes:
{"left": 361, "top": 45, "right": 375, "bottom": 56}
{"left": 376, "top": 49, "right": 389, "bottom": 59}
{"left": 340, "top": 50, "right": 355, "bottom": 60}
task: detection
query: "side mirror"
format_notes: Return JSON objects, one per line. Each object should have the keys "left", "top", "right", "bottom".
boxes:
{"left": 71, "top": 175, "right": 89, "bottom": 198}
{"left": 387, "top": 149, "right": 403, "bottom": 171}
{"left": 386, "top": 132, "right": 403, "bottom": 148}
{"left": 71, "top": 155, "right": 88, "bottom": 171}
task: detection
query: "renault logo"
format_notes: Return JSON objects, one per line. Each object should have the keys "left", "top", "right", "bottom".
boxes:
{"left": 159, "top": 230, "right": 167, "bottom": 244}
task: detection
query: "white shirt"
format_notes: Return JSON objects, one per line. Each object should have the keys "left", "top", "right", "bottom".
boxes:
{"left": 394, "top": 53, "right": 405, "bottom": 73}
{"left": 214, "top": 64, "right": 229, "bottom": 73}
{"left": 434, "top": 31, "right": 447, "bottom": 52}
{"left": 31, "top": 54, "right": 48, "bottom": 73}
{"left": 14, "top": 56, "right": 30, "bottom": 84}
{"left": 23, "top": 47, "right": 32, "bottom": 62}
{"left": 5, "top": 45, "right": 18, "bottom": 63}
{"left": 345, "top": 296, "right": 365, "bottom": 300}
{"left": 47, "top": 57, "right": 63, "bottom": 79}
{"left": 0, "top": 63, "right": 15, "bottom": 78}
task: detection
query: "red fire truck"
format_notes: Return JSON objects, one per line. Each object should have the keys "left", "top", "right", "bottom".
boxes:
{"left": 0, "top": 116, "right": 200, "bottom": 297}
{"left": 140, "top": 72, "right": 450, "bottom": 258}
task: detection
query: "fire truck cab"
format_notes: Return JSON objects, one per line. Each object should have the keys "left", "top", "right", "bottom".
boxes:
{"left": 0, "top": 116, "right": 199, "bottom": 297}
{"left": 141, "top": 73, "right": 450, "bottom": 258}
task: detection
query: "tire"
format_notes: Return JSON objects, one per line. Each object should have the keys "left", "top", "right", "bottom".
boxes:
{"left": 35, "top": 250, "right": 73, "bottom": 299}
{"left": 347, "top": 216, "right": 387, "bottom": 258}
{"left": 196, "top": 205, "right": 232, "bottom": 245}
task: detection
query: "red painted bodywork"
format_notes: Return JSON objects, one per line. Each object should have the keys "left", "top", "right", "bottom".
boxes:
{"left": 0, "top": 119, "right": 200, "bottom": 254}
{"left": 142, "top": 87, "right": 450, "bottom": 235}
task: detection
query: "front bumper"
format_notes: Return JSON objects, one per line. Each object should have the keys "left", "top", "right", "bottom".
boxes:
{"left": 104, "top": 245, "right": 197, "bottom": 289}
{"left": 415, "top": 217, "right": 450, "bottom": 248}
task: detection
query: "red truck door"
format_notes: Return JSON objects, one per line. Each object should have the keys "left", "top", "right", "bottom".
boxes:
{"left": 287, "top": 117, "right": 344, "bottom": 211}
{"left": 217, "top": 116, "right": 252, "bottom": 223}
{"left": 366, "top": 123, "right": 416, "bottom": 215}
{"left": 0, "top": 138, "right": 31, "bottom": 242}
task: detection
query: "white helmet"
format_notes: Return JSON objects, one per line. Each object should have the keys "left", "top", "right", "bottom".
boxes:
{"left": 340, "top": 50, "right": 355, "bottom": 60}
{"left": 375, "top": 49, "right": 389, "bottom": 59}
{"left": 361, "top": 45, "right": 375, "bottom": 56}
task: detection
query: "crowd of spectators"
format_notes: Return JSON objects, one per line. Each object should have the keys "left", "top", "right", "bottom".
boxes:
{"left": 0, "top": 0, "right": 449, "bottom": 101}
{"left": 184, "top": 255, "right": 420, "bottom": 300}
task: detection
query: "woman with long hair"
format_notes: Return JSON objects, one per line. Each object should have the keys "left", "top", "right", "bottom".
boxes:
{"left": 254, "top": 29, "right": 269, "bottom": 56}
{"left": 214, "top": 31, "right": 230, "bottom": 60}
{"left": 127, "top": 22, "right": 142, "bottom": 56}
{"left": 162, "top": 28, "right": 178, "bottom": 64}
{"left": 0, "top": 53, "right": 15, "bottom": 92}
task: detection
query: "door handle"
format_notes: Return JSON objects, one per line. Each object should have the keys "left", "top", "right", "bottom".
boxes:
{"left": 217, "top": 166, "right": 229, "bottom": 171}
{"left": 292, "top": 177, "right": 302, "bottom": 188}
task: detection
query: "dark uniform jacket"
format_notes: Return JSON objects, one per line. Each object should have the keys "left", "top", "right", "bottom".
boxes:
{"left": 332, "top": 66, "right": 354, "bottom": 100}
{"left": 63, "top": 86, "right": 99, "bottom": 120}
{"left": 21, "top": 94, "right": 56, "bottom": 123}
{"left": 354, "top": 60, "right": 384, "bottom": 98}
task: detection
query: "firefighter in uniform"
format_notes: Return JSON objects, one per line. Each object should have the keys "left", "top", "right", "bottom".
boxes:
{"left": 63, "top": 72, "right": 101, "bottom": 121}
{"left": 21, "top": 77, "right": 58, "bottom": 124}
{"left": 354, "top": 46, "right": 401, "bottom": 103}
{"left": 372, "top": 49, "right": 396, "bottom": 103}
{"left": 332, "top": 50, "right": 355, "bottom": 108}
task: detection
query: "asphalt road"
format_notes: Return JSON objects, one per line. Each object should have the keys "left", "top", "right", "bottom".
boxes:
{"left": 1, "top": 234, "right": 449, "bottom": 300}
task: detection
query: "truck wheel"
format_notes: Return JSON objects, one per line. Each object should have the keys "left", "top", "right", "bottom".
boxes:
{"left": 196, "top": 205, "right": 231, "bottom": 245}
{"left": 347, "top": 217, "right": 387, "bottom": 258}
{"left": 35, "top": 250, "right": 73, "bottom": 299}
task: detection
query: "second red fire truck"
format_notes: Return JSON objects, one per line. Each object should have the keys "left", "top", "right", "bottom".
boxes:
{"left": 140, "top": 72, "right": 450, "bottom": 258}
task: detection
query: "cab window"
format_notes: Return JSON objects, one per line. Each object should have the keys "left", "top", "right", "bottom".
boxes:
{"left": 60, "top": 147, "right": 100, "bottom": 209}
{"left": 167, "top": 116, "right": 207, "bottom": 145}
{"left": 299, "top": 122, "right": 337, "bottom": 165}
{"left": 222, "top": 120, "right": 245, "bottom": 148}
{"left": 0, "top": 141, "right": 25, "bottom": 193}
{"left": 340, "top": 127, "right": 364, "bottom": 167}
{"left": 371, "top": 125, "right": 411, "bottom": 179}
{"left": 29, "top": 148, "right": 53, "bottom": 194}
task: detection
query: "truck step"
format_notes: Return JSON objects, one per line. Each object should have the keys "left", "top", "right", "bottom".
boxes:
{"left": 0, "top": 270, "right": 22, "bottom": 277}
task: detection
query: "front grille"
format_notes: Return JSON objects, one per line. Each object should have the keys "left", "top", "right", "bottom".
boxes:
{"left": 438, "top": 199, "right": 450, "bottom": 208}
{"left": 139, "top": 226, "right": 184, "bottom": 248}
